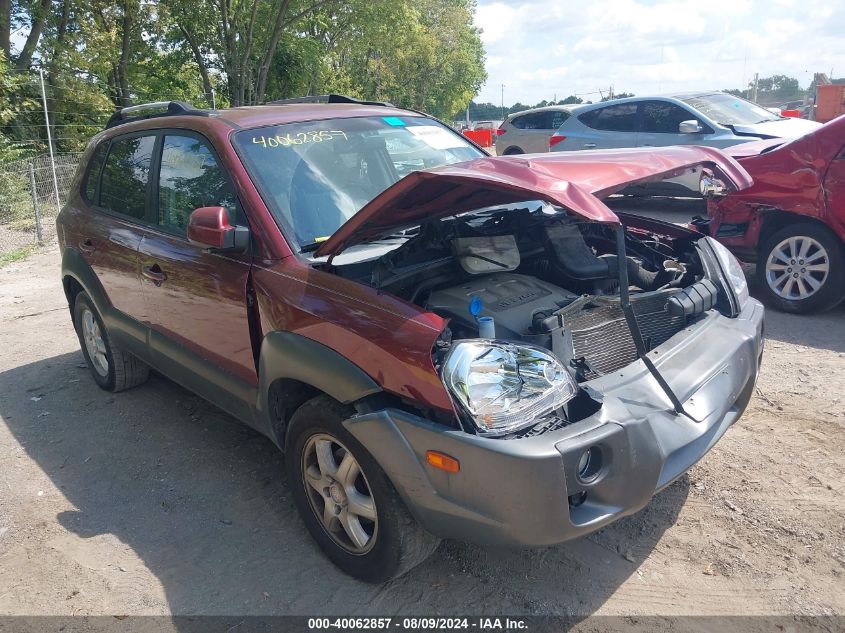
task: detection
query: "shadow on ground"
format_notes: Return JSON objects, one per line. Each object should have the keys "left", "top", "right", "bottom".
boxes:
{"left": 0, "top": 351, "right": 689, "bottom": 618}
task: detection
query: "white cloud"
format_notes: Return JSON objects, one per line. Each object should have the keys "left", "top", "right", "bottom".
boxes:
{"left": 473, "top": 0, "right": 844, "bottom": 104}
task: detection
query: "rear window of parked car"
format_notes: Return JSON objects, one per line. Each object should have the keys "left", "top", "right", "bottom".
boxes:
{"left": 99, "top": 135, "right": 155, "bottom": 219}
{"left": 578, "top": 104, "right": 637, "bottom": 132}
{"left": 511, "top": 110, "right": 569, "bottom": 130}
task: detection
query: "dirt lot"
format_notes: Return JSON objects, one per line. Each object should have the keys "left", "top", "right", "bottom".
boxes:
{"left": 1, "top": 236, "right": 844, "bottom": 623}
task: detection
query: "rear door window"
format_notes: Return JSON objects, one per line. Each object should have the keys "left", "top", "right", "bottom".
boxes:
{"left": 99, "top": 135, "right": 156, "bottom": 220}
{"left": 579, "top": 104, "right": 638, "bottom": 132}
{"left": 641, "top": 101, "right": 696, "bottom": 133}
{"left": 157, "top": 135, "right": 237, "bottom": 233}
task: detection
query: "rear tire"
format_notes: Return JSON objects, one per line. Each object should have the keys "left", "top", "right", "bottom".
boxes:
{"left": 73, "top": 292, "right": 150, "bottom": 392}
{"left": 502, "top": 147, "right": 524, "bottom": 155}
{"left": 756, "top": 222, "right": 845, "bottom": 313}
{"left": 286, "top": 395, "right": 440, "bottom": 582}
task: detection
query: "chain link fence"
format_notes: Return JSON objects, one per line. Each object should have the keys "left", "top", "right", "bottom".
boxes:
{"left": 0, "top": 153, "right": 82, "bottom": 256}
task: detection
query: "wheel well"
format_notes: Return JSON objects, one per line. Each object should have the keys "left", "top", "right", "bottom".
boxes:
{"left": 268, "top": 378, "right": 322, "bottom": 448}
{"left": 63, "top": 276, "right": 83, "bottom": 323}
{"left": 503, "top": 146, "right": 523, "bottom": 155}
{"left": 757, "top": 211, "right": 835, "bottom": 250}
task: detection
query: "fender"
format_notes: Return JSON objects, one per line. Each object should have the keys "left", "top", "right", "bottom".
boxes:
{"left": 61, "top": 247, "right": 111, "bottom": 321}
{"left": 256, "top": 331, "right": 382, "bottom": 439}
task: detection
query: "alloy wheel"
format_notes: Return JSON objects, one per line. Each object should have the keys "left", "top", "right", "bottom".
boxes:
{"left": 764, "top": 235, "right": 830, "bottom": 301}
{"left": 301, "top": 433, "right": 378, "bottom": 554}
{"left": 81, "top": 307, "right": 109, "bottom": 376}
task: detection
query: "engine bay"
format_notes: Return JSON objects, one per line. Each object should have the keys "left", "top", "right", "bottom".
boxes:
{"left": 327, "top": 204, "right": 722, "bottom": 434}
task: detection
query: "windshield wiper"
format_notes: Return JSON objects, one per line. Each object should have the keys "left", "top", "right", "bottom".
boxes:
{"left": 300, "top": 241, "right": 322, "bottom": 253}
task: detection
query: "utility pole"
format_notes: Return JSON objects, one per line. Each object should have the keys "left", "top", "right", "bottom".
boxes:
{"left": 752, "top": 73, "right": 759, "bottom": 103}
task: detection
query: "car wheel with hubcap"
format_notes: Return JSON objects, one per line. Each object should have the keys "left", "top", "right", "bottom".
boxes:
{"left": 73, "top": 292, "right": 150, "bottom": 391}
{"left": 757, "top": 222, "right": 845, "bottom": 313}
{"left": 286, "top": 395, "right": 440, "bottom": 582}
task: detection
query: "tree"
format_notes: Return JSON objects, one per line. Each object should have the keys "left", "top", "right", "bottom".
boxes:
{"left": 559, "top": 95, "right": 582, "bottom": 105}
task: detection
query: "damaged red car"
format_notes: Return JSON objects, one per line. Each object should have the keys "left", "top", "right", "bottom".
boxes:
{"left": 701, "top": 114, "right": 845, "bottom": 313}
{"left": 58, "top": 97, "right": 764, "bottom": 582}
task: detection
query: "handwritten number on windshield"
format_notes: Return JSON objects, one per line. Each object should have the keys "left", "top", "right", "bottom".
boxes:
{"left": 251, "top": 130, "right": 348, "bottom": 148}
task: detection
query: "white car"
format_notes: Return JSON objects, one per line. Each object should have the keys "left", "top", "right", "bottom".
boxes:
{"left": 549, "top": 92, "right": 820, "bottom": 194}
{"left": 495, "top": 106, "right": 580, "bottom": 155}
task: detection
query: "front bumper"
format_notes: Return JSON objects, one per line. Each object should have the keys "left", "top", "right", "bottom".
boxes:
{"left": 344, "top": 299, "right": 764, "bottom": 547}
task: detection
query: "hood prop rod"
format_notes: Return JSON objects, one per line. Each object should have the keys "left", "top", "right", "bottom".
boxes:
{"left": 616, "top": 225, "right": 685, "bottom": 415}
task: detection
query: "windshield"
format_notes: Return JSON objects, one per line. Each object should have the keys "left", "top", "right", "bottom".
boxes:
{"left": 233, "top": 116, "right": 484, "bottom": 250}
{"left": 681, "top": 93, "right": 782, "bottom": 126}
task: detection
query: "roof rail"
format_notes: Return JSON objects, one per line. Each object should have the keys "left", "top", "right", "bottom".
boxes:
{"left": 267, "top": 94, "right": 393, "bottom": 107}
{"left": 105, "top": 101, "right": 209, "bottom": 129}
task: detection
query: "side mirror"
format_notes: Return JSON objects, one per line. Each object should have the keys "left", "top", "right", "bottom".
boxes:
{"left": 187, "top": 206, "right": 249, "bottom": 251}
{"left": 679, "top": 120, "right": 703, "bottom": 134}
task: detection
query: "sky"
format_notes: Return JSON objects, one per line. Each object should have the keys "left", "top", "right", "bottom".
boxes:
{"left": 473, "top": 0, "right": 845, "bottom": 105}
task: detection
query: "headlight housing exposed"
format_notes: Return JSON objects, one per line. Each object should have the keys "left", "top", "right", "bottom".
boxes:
{"left": 441, "top": 340, "right": 578, "bottom": 437}
{"left": 706, "top": 236, "right": 749, "bottom": 313}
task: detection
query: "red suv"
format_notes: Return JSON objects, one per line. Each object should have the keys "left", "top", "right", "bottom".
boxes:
{"left": 59, "top": 97, "right": 764, "bottom": 582}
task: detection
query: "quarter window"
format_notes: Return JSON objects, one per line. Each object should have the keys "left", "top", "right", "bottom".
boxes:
{"left": 157, "top": 135, "right": 236, "bottom": 233}
{"left": 548, "top": 110, "right": 569, "bottom": 129}
{"left": 641, "top": 101, "right": 697, "bottom": 133}
{"left": 83, "top": 142, "right": 108, "bottom": 203}
{"left": 99, "top": 135, "right": 155, "bottom": 220}
{"left": 579, "top": 104, "right": 638, "bottom": 132}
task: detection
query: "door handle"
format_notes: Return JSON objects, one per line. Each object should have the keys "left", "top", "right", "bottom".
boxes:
{"left": 79, "top": 239, "right": 95, "bottom": 254}
{"left": 642, "top": 143, "right": 654, "bottom": 147}
{"left": 142, "top": 264, "right": 167, "bottom": 286}
{"left": 583, "top": 143, "right": 597, "bottom": 148}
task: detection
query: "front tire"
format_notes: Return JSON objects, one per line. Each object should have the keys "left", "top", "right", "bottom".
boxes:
{"left": 73, "top": 292, "right": 150, "bottom": 391}
{"left": 757, "top": 222, "right": 845, "bottom": 314}
{"left": 286, "top": 395, "right": 440, "bottom": 582}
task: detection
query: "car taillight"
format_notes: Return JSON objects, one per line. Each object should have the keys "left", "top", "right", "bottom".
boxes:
{"left": 496, "top": 128, "right": 506, "bottom": 135}
{"left": 549, "top": 134, "right": 566, "bottom": 148}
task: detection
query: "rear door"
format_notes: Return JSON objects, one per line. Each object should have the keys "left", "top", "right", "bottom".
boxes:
{"left": 79, "top": 134, "right": 156, "bottom": 326}
{"left": 138, "top": 132, "right": 258, "bottom": 416}
{"left": 574, "top": 103, "right": 639, "bottom": 149}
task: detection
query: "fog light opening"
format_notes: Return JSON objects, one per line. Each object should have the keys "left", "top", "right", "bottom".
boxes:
{"left": 568, "top": 491, "right": 587, "bottom": 507}
{"left": 577, "top": 446, "right": 603, "bottom": 482}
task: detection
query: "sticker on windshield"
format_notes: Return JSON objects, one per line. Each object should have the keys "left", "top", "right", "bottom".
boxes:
{"left": 382, "top": 116, "right": 406, "bottom": 126}
{"left": 407, "top": 125, "right": 466, "bottom": 150}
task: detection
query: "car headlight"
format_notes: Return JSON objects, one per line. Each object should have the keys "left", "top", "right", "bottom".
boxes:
{"left": 706, "top": 236, "right": 749, "bottom": 312}
{"left": 441, "top": 340, "right": 578, "bottom": 437}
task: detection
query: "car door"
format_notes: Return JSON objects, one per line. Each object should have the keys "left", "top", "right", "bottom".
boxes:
{"left": 575, "top": 103, "right": 639, "bottom": 149}
{"left": 516, "top": 112, "right": 552, "bottom": 153}
{"left": 824, "top": 143, "right": 845, "bottom": 226}
{"left": 138, "top": 132, "right": 258, "bottom": 418}
{"left": 79, "top": 134, "right": 155, "bottom": 328}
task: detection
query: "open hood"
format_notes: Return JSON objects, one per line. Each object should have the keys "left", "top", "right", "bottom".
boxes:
{"left": 729, "top": 117, "right": 821, "bottom": 140}
{"left": 314, "top": 145, "right": 752, "bottom": 258}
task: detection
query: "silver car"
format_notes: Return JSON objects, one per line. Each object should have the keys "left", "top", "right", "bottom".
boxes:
{"left": 549, "top": 92, "right": 820, "bottom": 192}
{"left": 495, "top": 105, "right": 579, "bottom": 155}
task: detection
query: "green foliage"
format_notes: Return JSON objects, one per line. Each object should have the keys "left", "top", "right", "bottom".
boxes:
{"left": 0, "top": 244, "right": 35, "bottom": 267}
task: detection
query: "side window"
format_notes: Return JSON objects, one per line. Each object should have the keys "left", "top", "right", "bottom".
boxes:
{"left": 548, "top": 110, "right": 569, "bottom": 130}
{"left": 519, "top": 112, "right": 547, "bottom": 130}
{"left": 641, "top": 101, "right": 697, "bottom": 133}
{"left": 157, "top": 135, "right": 237, "bottom": 233}
{"left": 510, "top": 116, "right": 526, "bottom": 129}
{"left": 579, "top": 104, "right": 638, "bottom": 132}
{"left": 99, "top": 136, "right": 155, "bottom": 219}
{"left": 83, "top": 142, "right": 109, "bottom": 203}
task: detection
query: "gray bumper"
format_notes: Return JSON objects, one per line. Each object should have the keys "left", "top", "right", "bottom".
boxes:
{"left": 343, "top": 299, "right": 764, "bottom": 547}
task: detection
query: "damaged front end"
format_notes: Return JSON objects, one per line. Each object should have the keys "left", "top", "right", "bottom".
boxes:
{"left": 318, "top": 147, "right": 756, "bottom": 439}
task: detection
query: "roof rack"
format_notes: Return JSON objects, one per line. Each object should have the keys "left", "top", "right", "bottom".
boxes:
{"left": 267, "top": 94, "right": 393, "bottom": 107}
{"left": 105, "top": 101, "right": 209, "bottom": 129}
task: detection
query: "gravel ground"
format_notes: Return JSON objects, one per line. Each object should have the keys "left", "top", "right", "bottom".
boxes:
{"left": 1, "top": 237, "right": 843, "bottom": 624}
